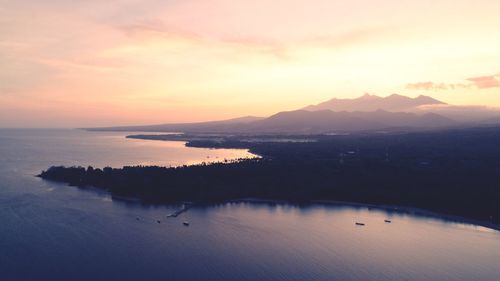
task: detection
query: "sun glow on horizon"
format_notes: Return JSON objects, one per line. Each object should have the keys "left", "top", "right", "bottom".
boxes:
{"left": 1, "top": 0, "right": 500, "bottom": 127}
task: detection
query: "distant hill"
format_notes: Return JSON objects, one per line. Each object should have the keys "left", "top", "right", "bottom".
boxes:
{"left": 86, "top": 116, "right": 265, "bottom": 132}
{"left": 241, "top": 110, "right": 455, "bottom": 134}
{"left": 88, "top": 110, "right": 455, "bottom": 134}
{"left": 417, "top": 105, "right": 500, "bottom": 123}
{"left": 303, "top": 94, "right": 446, "bottom": 112}
{"left": 86, "top": 93, "right": 500, "bottom": 134}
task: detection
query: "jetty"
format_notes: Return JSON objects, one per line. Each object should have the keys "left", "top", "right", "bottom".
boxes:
{"left": 167, "top": 202, "right": 193, "bottom": 218}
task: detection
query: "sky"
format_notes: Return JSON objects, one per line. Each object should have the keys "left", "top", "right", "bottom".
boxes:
{"left": 1, "top": 0, "right": 500, "bottom": 127}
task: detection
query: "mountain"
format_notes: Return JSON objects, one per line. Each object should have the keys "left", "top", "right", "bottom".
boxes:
{"left": 303, "top": 94, "right": 446, "bottom": 112}
{"left": 416, "top": 105, "right": 500, "bottom": 123}
{"left": 245, "top": 110, "right": 384, "bottom": 133}
{"left": 86, "top": 94, "right": 467, "bottom": 134}
{"left": 241, "top": 110, "right": 455, "bottom": 134}
{"left": 89, "top": 110, "right": 455, "bottom": 134}
{"left": 86, "top": 116, "right": 265, "bottom": 132}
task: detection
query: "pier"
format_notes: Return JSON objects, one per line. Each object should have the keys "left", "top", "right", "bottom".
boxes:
{"left": 167, "top": 202, "right": 193, "bottom": 218}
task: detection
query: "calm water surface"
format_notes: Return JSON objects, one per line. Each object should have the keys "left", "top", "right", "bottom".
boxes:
{"left": 0, "top": 129, "right": 499, "bottom": 281}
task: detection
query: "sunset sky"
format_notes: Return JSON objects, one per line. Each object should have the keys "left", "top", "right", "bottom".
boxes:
{"left": 1, "top": 0, "right": 500, "bottom": 127}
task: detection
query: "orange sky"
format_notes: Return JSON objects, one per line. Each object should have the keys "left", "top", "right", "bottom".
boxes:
{"left": 1, "top": 0, "right": 500, "bottom": 127}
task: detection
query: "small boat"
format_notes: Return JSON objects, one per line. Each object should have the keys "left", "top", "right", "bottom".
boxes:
{"left": 183, "top": 221, "right": 190, "bottom": 226}
{"left": 355, "top": 222, "right": 365, "bottom": 226}
{"left": 384, "top": 219, "right": 392, "bottom": 223}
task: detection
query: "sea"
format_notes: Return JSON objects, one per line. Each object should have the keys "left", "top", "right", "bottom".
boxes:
{"left": 0, "top": 129, "right": 499, "bottom": 281}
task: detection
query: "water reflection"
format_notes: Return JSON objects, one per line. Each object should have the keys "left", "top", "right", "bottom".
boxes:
{"left": 0, "top": 128, "right": 256, "bottom": 170}
{"left": 1, "top": 129, "right": 500, "bottom": 281}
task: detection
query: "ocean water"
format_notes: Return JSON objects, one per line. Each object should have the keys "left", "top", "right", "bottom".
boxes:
{"left": 0, "top": 129, "right": 499, "bottom": 281}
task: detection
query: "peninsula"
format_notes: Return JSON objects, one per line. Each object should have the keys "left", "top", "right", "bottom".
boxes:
{"left": 39, "top": 125, "right": 500, "bottom": 226}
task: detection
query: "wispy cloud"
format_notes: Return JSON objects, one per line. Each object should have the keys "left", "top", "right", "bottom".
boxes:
{"left": 116, "top": 20, "right": 394, "bottom": 61}
{"left": 467, "top": 74, "right": 500, "bottom": 89}
{"left": 406, "top": 72, "right": 500, "bottom": 91}
{"left": 117, "top": 19, "right": 289, "bottom": 60}
{"left": 118, "top": 19, "right": 203, "bottom": 41}
{"left": 406, "top": 81, "right": 471, "bottom": 91}
{"left": 406, "top": 82, "right": 448, "bottom": 90}
{"left": 302, "top": 26, "right": 393, "bottom": 49}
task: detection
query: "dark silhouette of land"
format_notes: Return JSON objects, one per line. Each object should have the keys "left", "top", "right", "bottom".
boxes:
{"left": 87, "top": 109, "right": 456, "bottom": 134}
{"left": 85, "top": 94, "right": 500, "bottom": 134}
{"left": 39, "top": 126, "right": 500, "bottom": 226}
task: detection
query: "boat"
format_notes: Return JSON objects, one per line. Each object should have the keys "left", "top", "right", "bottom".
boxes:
{"left": 183, "top": 221, "right": 190, "bottom": 226}
{"left": 355, "top": 222, "right": 365, "bottom": 226}
{"left": 384, "top": 219, "right": 392, "bottom": 223}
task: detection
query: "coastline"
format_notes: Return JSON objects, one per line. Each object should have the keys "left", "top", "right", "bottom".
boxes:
{"left": 230, "top": 198, "right": 500, "bottom": 232}
{"left": 126, "top": 134, "right": 500, "bottom": 232}
{"left": 42, "top": 175, "right": 500, "bottom": 232}
{"left": 39, "top": 129, "right": 500, "bottom": 232}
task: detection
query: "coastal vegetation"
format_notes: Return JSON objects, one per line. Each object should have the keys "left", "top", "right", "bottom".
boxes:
{"left": 39, "top": 126, "right": 500, "bottom": 225}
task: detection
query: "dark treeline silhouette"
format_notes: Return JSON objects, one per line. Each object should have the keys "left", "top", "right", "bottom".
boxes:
{"left": 39, "top": 126, "right": 500, "bottom": 225}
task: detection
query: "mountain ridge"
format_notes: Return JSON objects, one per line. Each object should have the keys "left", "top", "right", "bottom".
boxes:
{"left": 241, "top": 109, "right": 455, "bottom": 134}
{"left": 86, "top": 116, "right": 265, "bottom": 132}
{"left": 86, "top": 94, "right": 500, "bottom": 134}
{"left": 302, "top": 93, "right": 446, "bottom": 112}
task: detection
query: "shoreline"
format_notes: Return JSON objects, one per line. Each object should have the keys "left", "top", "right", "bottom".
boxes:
{"left": 39, "top": 129, "right": 500, "bottom": 232}
{"left": 230, "top": 198, "right": 500, "bottom": 232}
{"left": 126, "top": 133, "right": 263, "bottom": 162}
{"left": 42, "top": 176, "right": 500, "bottom": 232}
{"left": 40, "top": 172, "right": 500, "bottom": 232}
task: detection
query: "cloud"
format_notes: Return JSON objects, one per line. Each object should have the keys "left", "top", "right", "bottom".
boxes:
{"left": 118, "top": 20, "right": 203, "bottom": 42}
{"left": 406, "top": 72, "right": 500, "bottom": 91}
{"left": 467, "top": 74, "right": 500, "bottom": 89}
{"left": 406, "top": 82, "right": 448, "bottom": 90}
{"left": 302, "top": 26, "right": 393, "bottom": 49}
{"left": 405, "top": 81, "right": 471, "bottom": 91}
{"left": 117, "top": 20, "right": 398, "bottom": 62}
{"left": 117, "top": 19, "right": 289, "bottom": 60}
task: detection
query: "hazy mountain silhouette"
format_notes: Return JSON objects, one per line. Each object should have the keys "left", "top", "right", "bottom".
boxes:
{"left": 86, "top": 93, "right": 500, "bottom": 134}
{"left": 89, "top": 110, "right": 455, "bottom": 134}
{"left": 302, "top": 94, "right": 500, "bottom": 123}
{"left": 303, "top": 94, "right": 446, "bottom": 112}
{"left": 416, "top": 105, "right": 500, "bottom": 123}
{"left": 88, "top": 116, "right": 265, "bottom": 132}
{"left": 241, "top": 110, "right": 455, "bottom": 133}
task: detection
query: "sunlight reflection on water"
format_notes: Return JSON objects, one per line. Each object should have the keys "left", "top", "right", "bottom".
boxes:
{"left": 0, "top": 129, "right": 499, "bottom": 281}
